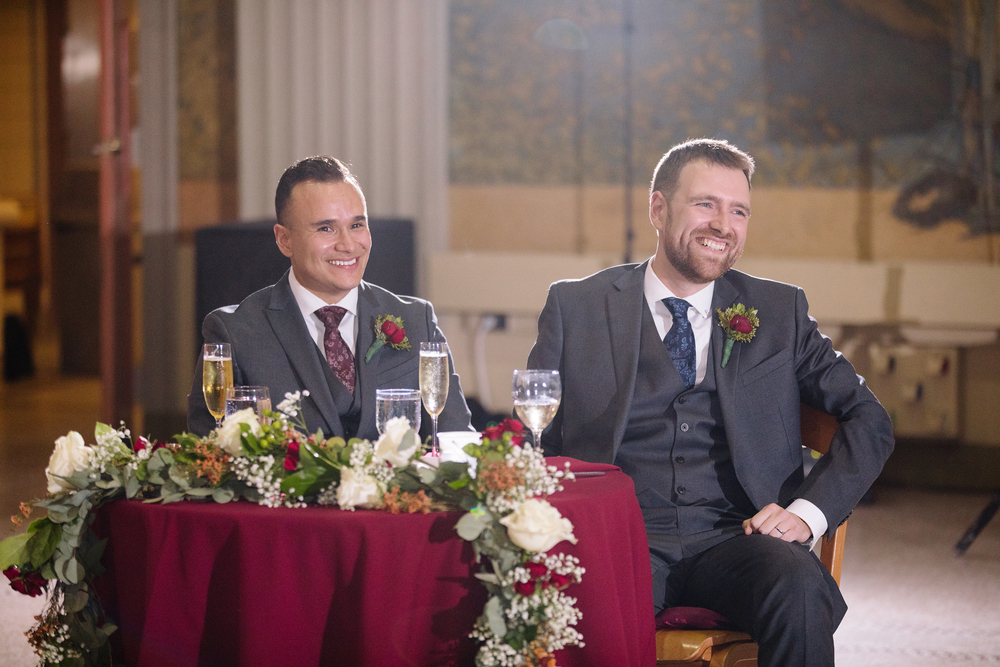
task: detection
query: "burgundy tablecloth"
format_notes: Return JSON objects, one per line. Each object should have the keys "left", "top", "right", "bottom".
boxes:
{"left": 93, "top": 459, "right": 655, "bottom": 667}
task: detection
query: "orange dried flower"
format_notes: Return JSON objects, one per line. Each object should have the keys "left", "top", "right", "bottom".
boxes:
{"left": 478, "top": 461, "right": 525, "bottom": 492}
{"left": 383, "top": 486, "right": 432, "bottom": 514}
{"left": 189, "top": 441, "right": 231, "bottom": 485}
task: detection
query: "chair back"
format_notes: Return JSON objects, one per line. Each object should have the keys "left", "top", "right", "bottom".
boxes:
{"left": 799, "top": 404, "right": 846, "bottom": 584}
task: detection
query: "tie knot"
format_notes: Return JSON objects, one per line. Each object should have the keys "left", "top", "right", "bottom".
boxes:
{"left": 664, "top": 297, "right": 691, "bottom": 320}
{"left": 316, "top": 305, "right": 348, "bottom": 329}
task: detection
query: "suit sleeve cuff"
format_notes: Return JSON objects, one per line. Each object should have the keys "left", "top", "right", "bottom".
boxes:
{"left": 787, "top": 499, "right": 828, "bottom": 550}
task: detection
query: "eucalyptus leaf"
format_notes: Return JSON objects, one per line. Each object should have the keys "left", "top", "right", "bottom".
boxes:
{"left": 168, "top": 467, "right": 191, "bottom": 489}
{"left": 65, "top": 589, "right": 89, "bottom": 613}
{"left": 46, "top": 507, "right": 78, "bottom": 524}
{"left": 0, "top": 532, "right": 31, "bottom": 570}
{"left": 456, "top": 511, "right": 490, "bottom": 541}
{"left": 212, "top": 487, "right": 235, "bottom": 504}
{"left": 95, "top": 479, "right": 121, "bottom": 490}
{"left": 473, "top": 572, "right": 500, "bottom": 585}
{"left": 417, "top": 467, "right": 438, "bottom": 485}
{"left": 400, "top": 429, "right": 417, "bottom": 454}
{"left": 25, "top": 520, "right": 62, "bottom": 567}
{"left": 184, "top": 488, "right": 214, "bottom": 497}
{"left": 101, "top": 622, "right": 118, "bottom": 638}
{"left": 153, "top": 447, "right": 175, "bottom": 466}
{"left": 484, "top": 595, "right": 507, "bottom": 638}
{"left": 68, "top": 490, "right": 95, "bottom": 507}
{"left": 161, "top": 493, "right": 186, "bottom": 504}
{"left": 39, "top": 561, "right": 56, "bottom": 579}
{"left": 125, "top": 474, "right": 140, "bottom": 498}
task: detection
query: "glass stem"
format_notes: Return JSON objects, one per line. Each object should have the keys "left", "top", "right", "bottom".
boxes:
{"left": 532, "top": 429, "right": 543, "bottom": 449}
{"left": 431, "top": 416, "right": 440, "bottom": 457}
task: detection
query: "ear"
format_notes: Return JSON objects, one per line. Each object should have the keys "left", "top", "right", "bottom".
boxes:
{"left": 274, "top": 223, "right": 293, "bottom": 258}
{"left": 649, "top": 190, "right": 668, "bottom": 234}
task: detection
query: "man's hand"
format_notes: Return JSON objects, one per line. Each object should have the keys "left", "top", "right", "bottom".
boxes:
{"left": 743, "top": 503, "right": 812, "bottom": 543}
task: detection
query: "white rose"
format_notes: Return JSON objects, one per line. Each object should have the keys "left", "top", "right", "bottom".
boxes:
{"left": 215, "top": 408, "right": 262, "bottom": 456}
{"left": 336, "top": 467, "right": 383, "bottom": 510}
{"left": 373, "top": 417, "right": 419, "bottom": 467}
{"left": 499, "top": 498, "right": 578, "bottom": 553}
{"left": 45, "top": 431, "right": 93, "bottom": 494}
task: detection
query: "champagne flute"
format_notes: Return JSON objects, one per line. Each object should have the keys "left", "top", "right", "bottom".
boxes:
{"left": 512, "top": 369, "right": 561, "bottom": 450}
{"left": 419, "top": 342, "right": 450, "bottom": 457}
{"left": 202, "top": 343, "right": 233, "bottom": 429}
{"left": 375, "top": 388, "right": 422, "bottom": 435}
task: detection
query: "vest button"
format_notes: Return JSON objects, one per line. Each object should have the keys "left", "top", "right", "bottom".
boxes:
{"left": 677, "top": 486, "right": 686, "bottom": 494}
{"left": 675, "top": 456, "right": 685, "bottom": 464}
{"left": 680, "top": 422, "right": 690, "bottom": 432}
{"left": 678, "top": 396, "right": 687, "bottom": 404}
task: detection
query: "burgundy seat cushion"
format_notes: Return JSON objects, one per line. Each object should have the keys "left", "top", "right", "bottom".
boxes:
{"left": 654, "top": 606, "right": 740, "bottom": 630}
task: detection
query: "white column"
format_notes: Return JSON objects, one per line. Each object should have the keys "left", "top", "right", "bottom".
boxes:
{"left": 237, "top": 0, "right": 449, "bottom": 293}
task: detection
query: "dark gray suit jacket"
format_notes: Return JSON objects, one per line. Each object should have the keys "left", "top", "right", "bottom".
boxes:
{"left": 527, "top": 261, "right": 894, "bottom": 537}
{"left": 188, "top": 271, "right": 473, "bottom": 439}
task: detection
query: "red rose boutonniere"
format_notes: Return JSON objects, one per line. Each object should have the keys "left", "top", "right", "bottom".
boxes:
{"left": 364, "top": 314, "right": 411, "bottom": 363}
{"left": 716, "top": 303, "right": 759, "bottom": 368}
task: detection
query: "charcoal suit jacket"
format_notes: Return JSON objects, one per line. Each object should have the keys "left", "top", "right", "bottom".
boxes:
{"left": 527, "top": 261, "right": 894, "bottom": 537}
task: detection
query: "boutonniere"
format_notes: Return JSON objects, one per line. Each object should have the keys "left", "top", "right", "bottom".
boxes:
{"left": 364, "top": 314, "right": 410, "bottom": 363}
{"left": 716, "top": 303, "right": 759, "bottom": 368}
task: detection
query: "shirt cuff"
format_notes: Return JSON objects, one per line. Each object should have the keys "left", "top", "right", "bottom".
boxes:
{"left": 787, "top": 499, "right": 828, "bottom": 550}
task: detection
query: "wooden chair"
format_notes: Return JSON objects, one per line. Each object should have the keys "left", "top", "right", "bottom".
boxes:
{"left": 655, "top": 404, "right": 845, "bottom": 667}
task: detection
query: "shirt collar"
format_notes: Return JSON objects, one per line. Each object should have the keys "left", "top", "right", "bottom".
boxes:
{"left": 642, "top": 259, "right": 715, "bottom": 319}
{"left": 288, "top": 268, "right": 359, "bottom": 317}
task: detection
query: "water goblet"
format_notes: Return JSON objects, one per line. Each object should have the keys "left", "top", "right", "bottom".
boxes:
{"left": 225, "top": 386, "right": 271, "bottom": 422}
{"left": 512, "top": 369, "right": 561, "bottom": 450}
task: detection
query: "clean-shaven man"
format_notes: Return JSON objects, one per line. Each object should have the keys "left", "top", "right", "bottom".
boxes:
{"left": 188, "top": 156, "right": 472, "bottom": 440}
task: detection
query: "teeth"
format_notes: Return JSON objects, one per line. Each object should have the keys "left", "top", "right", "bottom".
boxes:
{"left": 328, "top": 258, "right": 356, "bottom": 266}
{"left": 701, "top": 239, "right": 725, "bottom": 251}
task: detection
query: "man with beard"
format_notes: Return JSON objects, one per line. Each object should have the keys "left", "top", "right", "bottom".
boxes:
{"left": 526, "top": 138, "right": 893, "bottom": 667}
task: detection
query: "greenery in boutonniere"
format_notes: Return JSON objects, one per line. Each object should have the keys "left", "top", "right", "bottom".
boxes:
{"left": 716, "top": 303, "right": 759, "bottom": 367}
{"left": 364, "top": 314, "right": 410, "bottom": 362}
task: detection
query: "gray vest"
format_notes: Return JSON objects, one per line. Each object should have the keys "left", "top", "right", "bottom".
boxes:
{"left": 315, "top": 344, "right": 362, "bottom": 438}
{"left": 614, "top": 304, "right": 755, "bottom": 559}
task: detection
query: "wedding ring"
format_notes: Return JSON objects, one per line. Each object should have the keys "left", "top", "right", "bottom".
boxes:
{"left": 775, "top": 527, "right": 785, "bottom": 535}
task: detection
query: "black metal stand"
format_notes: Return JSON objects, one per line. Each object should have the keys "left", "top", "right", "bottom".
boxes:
{"left": 954, "top": 491, "right": 1000, "bottom": 556}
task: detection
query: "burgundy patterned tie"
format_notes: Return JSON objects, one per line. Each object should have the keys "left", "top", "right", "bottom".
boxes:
{"left": 315, "top": 305, "right": 355, "bottom": 393}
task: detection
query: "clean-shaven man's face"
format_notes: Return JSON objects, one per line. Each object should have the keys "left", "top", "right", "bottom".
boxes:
{"left": 274, "top": 179, "right": 371, "bottom": 304}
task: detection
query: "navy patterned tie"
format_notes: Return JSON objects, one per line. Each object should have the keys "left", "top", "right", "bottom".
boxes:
{"left": 315, "top": 305, "right": 355, "bottom": 394}
{"left": 663, "top": 297, "right": 696, "bottom": 389}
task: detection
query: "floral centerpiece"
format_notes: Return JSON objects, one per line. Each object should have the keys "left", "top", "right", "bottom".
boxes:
{"left": 1, "top": 397, "right": 582, "bottom": 667}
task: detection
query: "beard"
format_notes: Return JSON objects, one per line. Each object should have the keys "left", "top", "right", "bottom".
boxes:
{"left": 663, "top": 231, "right": 743, "bottom": 285}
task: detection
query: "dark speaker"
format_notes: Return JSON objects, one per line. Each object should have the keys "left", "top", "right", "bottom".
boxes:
{"left": 194, "top": 218, "right": 415, "bottom": 344}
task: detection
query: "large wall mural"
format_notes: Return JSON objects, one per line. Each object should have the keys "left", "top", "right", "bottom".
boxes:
{"left": 449, "top": 0, "right": 996, "bottom": 236}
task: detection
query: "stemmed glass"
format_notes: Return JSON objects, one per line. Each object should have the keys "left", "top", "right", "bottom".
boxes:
{"left": 375, "top": 388, "right": 422, "bottom": 435}
{"left": 512, "top": 369, "right": 561, "bottom": 450}
{"left": 419, "top": 342, "right": 450, "bottom": 457}
{"left": 202, "top": 343, "right": 233, "bottom": 429}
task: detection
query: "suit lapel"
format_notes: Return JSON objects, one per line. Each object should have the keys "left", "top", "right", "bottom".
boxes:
{"left": 712, "top": 272, "right": 743, "bottom": 451}
{"left": 355, "top": 282, "right": 380, "bottom": 435}
{"left": 264, "top": 275, "right": 343, "bottom": 437}
{"left": 607, "top": 263, "right": 647, "bottom": 450}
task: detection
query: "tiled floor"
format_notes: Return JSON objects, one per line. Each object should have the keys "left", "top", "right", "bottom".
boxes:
{"left": 1, "top": 372, "right": 998, "bottom": 665}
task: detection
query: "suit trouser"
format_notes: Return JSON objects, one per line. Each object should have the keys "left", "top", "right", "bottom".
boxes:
{"left": 660, "top": 533, "right": 847, "bottom": 667}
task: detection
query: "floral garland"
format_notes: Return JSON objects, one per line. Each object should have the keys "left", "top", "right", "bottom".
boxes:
{"left": 0, "top": 395, "right": 583, "bottom": 667}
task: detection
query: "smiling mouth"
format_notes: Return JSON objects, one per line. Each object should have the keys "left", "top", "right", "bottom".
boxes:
{"left": 327, "top": 258, "right": 358, "bottom": 267}
{"left": 698, "top": 238, "right": 727, "bottom": 252}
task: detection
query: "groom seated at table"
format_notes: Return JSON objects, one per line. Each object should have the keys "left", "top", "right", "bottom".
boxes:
{"left": 188, "top": 155, "right": 473, "bottom": 440}
{"left": 526, "top": 138, "right": 894, "bottom": 667}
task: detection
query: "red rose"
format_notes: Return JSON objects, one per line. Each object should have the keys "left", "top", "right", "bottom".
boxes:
{"left": 381, "top": 321, "right": 406, "bottom": 345}
{"left": 514, "top": 580, "right": 536, "bottom": 596}
{"left": 3, "top": 566, "right": 46, "bottom": 597}
{"left": 500, "top": 418, "right": 524, "bottom": 433}
{"left": 134, "top": 436, "right": 149, "bottom": 452}
{"left": 526, "top": 561, "right": 548, "bottom": 580}
{"left": 729, "top": 314, "right": 752, "bottom": 334}
{"left": 549, "top": 573, "right": 571, "bottom": 589}
{"left": 482, "top": 425, "right": 504, "bottom": 441}
{"left": 283, "top": 441, "right": 300, "bottom": 471}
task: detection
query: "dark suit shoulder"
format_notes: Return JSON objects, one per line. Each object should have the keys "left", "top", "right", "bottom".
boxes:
{"left": 721, "top": 268, "right": 804, "bottom": 300}
{"left": 549, "top": 262, "right": 644, "bottom": 295}
{"left": 359, "top": 281, "right": 432, "bottom": 310}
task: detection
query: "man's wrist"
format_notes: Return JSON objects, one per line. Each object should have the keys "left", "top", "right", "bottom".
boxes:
{"left": 786, "top": 498, "right": 828, "bottom": 549}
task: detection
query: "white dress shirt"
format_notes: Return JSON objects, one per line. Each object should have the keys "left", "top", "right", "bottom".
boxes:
{"left": 642, "top": 261, "right": 827, "bottom": 547}
{"left": 288, "top": 268, "right": 359, "bottom": 356}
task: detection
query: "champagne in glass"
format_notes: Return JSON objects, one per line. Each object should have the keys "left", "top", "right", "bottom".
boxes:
{"left": 203, "top": 343, "right": 233, "bottom": 429}
{"left": 512, "top": 369, "right": 561, "bottom": 450}
{"left": 375, "top": 388, "right": 422, "bottom": 435}
{"left": 419, "top": 342, "right": 450, "bottom": 456}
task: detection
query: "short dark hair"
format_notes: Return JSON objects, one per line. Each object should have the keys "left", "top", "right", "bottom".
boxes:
{"left": 274, "top": 156, "right": 361, "bottom": 224}
{"left": 650, "top": 139, "right": 755, "bottom": 200}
